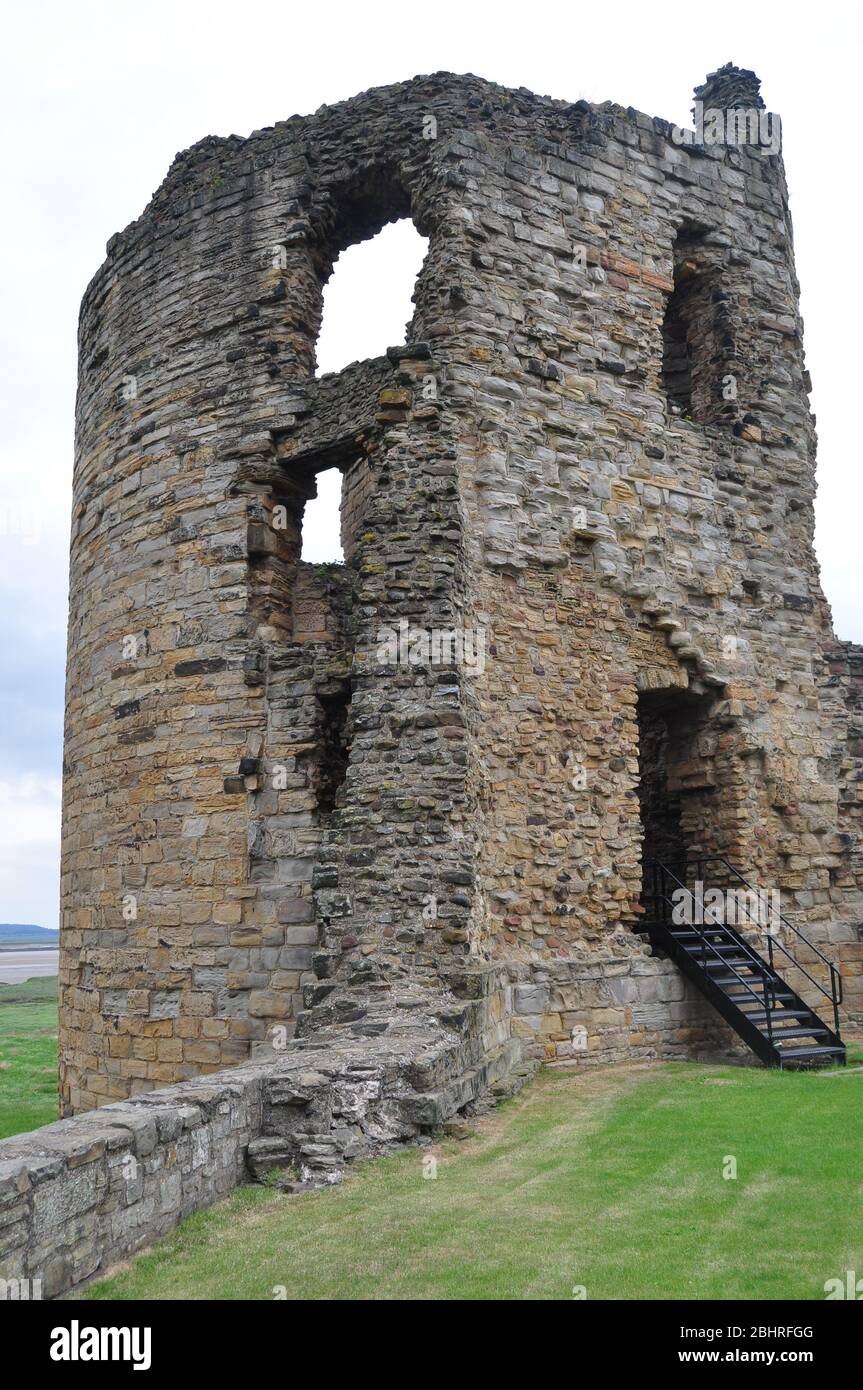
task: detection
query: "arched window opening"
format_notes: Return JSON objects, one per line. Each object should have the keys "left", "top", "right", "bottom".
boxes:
{"left": 315, "top": 219, "right": 428, "bottom": 377}
{"left": 300, "top": 467, "right": 344, "bottom": 564}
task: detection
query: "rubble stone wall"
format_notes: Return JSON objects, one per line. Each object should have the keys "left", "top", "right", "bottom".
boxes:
{"left": 1, "top": 966, "right": 524, "bottom": 1299}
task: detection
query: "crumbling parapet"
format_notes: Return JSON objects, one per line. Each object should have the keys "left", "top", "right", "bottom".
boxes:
{"left": 1, "top": 964, "right": 526, "bottom": 1298}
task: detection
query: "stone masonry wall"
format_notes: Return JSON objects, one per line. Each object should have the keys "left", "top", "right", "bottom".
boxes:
{"left": 8, "top": 65, "right": 858, "bottom": 1296}
{"left": 60, "top": 63, "right": 863, "bottom": 1120}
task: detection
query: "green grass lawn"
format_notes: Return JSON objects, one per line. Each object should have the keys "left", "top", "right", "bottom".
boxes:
{"left": 0, "top": 974, "right": 59, "bottom": 1138}
{"left": 84, "top": 1049, "right": 863, "bottom": 1301}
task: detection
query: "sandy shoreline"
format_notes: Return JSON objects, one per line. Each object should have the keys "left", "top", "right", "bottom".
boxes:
{"left": 0, "top": 949, "right": 59, "bottom": 983}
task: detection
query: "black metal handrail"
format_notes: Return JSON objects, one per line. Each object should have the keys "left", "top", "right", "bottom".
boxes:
{"left": 643, "top": 855, "right": 843, "bottom": 1036}
{"left": 643, "top": 861, "right": 779, "bottom": 1045}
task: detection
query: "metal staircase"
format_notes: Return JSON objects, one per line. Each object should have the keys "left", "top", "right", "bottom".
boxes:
{"left": 642, "top": 857, "right": 846, "bottom": 1069}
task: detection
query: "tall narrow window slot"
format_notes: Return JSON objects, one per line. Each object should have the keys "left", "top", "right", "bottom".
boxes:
{"left": 661, "top": 282, "right": 693, "bottom": 415}
{"left": 315, "top": 683, "right": 351, "bottom": 817}
{"left": 661, "top": 224, "right": 731, "bottom": 425}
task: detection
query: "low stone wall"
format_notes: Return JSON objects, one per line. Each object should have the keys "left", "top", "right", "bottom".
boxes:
{"left": 0, "top": 949, "right": 786, "bottom": 1299}
{"left": 508, "top": 955, "right": 748, "bottom": 1065}
{"left": 0, "top": 1067, "right": 262, "bottom": 1298}
{"left": 0, "top": 972, "right": 526, "bottom": 1299}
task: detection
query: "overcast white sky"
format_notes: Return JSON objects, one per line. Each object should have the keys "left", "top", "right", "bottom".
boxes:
{"left": 1, "top": 0, "right": 859, "bottom": 930}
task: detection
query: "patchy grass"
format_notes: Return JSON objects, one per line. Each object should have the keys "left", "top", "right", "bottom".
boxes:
{"left": 85, "top": 1050, "right": 863, "bottom": 1301}
{"left": 0, "top": 975, "right": 58, "bottom": 1137}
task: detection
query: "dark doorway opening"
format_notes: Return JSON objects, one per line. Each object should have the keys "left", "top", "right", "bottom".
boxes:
{"left": 638, "top": 694, "right": 686, "bottom": 872}
{"left": 637, "top": 686, "right": 718, "bottom": 929}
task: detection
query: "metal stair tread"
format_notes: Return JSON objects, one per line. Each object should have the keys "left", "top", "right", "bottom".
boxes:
{"left": 759, "top": 1025, "right": 829, "bottom": 1039}
{"left": 739, "top": 1007, "right": 812, "bottom": 1021}
{"left": 775, "top": 1045, "right": 845, "bottom": 1058}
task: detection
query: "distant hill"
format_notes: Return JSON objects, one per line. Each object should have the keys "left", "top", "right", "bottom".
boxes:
{"left": 0, "top": 924, "right": 59, "bottom": 946}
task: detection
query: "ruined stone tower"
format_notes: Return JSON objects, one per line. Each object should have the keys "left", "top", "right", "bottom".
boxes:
{"left": 61, "top": 65, "right": 863, "bottom": 1114}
